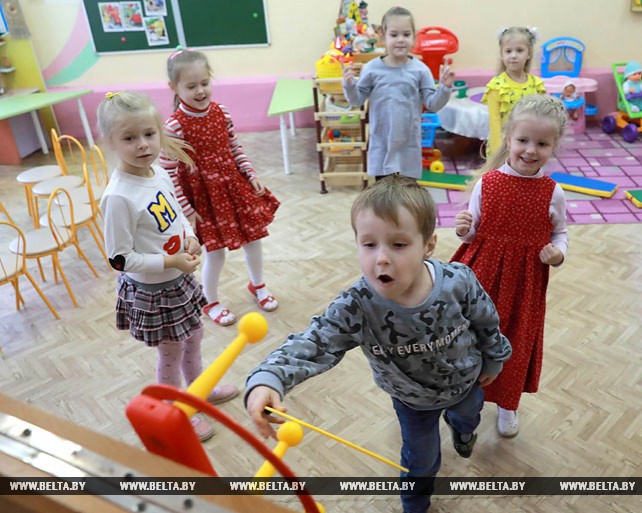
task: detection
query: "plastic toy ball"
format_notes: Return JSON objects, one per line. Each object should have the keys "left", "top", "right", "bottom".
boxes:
{"left": 277, "top": 421, "right": 304, "bottom": 447}
{"left": 239, "top": 311, "right": 269, "bottom": 343}
{"left": 430, "top": 160, "right": 445, "bottom": 173}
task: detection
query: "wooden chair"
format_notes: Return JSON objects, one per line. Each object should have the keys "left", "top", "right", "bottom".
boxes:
{"left": 31, "top": 132, "right": 85, "bottom": 228}
{"left": 0, "top": 221, "right": 59, "bottom": 319}
{"left": 15, "top": 129, "right": 63, "bottom": 221}
{"left": 10, "top": 188, "right": 98, "bottom": 308}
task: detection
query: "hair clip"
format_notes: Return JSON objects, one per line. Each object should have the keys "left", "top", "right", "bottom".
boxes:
{"left": 105, "top": 91, "right": 123, "bottom": 100}
{"left": 528, "top": 26, "right": 539, "bottom": 41}
{"left": 496, "top": 26, "right": 508, "bottom": 41}
{"left": 169, "top": 45, "right": 190, "bottom": 60}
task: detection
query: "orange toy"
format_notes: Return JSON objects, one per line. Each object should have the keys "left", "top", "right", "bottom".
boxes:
{"left": 126, "top": 313, "right": 322, "bottom": 513}
{"left": 412, "top": 27, "right": 459, "bottom": 79}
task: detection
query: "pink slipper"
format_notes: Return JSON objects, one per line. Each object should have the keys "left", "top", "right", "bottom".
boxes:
{"left": 191, "top": 413, "right": 215, "bottom": 442}
{"left": 207, "top": 384, "right": 239, "bottom": 405}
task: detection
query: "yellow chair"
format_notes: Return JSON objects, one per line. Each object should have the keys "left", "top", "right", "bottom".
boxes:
{"left": 39, "top": 161, "right": 109, "bottom": 268}
{"left": 15, "top": 129, "right": 63, "bottom": 221}
{"left": 1, "top": 221, "right": 60, "bottom": 319}
{"left": 31, "top": 132, "right": 85, "bottom": 227}
{"left": 0, "top": 200, "right": 13, "bottom": 223}
{"left": 10, "top": 188, "right": 98, "bottom": 308}
{"left": 57, "top": 143, "right": 109, "bottom": 220}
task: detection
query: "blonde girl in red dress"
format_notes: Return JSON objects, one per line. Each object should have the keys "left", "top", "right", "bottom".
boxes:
{"left": 451, "top": 95, "right": 569, "bottom": 438}
{"left": 160, "top": 48, "right": 280, "bottom": 338}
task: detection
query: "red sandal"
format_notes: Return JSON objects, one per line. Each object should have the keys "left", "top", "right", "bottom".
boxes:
{"left": 202, "top": 302, "right": 237, "bottom": 326}
{"left": 247, "top": 283, "right": 279, "bottom": 312}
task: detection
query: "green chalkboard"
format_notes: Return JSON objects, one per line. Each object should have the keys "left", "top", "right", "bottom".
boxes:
{"left": 82, "top": 1, "right": 269, "bottom": 55}
{"left": 180, "top": 0, "right": 268, "bottom": 47}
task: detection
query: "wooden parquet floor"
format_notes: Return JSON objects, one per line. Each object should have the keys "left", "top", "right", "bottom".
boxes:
{"left": 0, "top": 128, "right": 640, "bottom": 513}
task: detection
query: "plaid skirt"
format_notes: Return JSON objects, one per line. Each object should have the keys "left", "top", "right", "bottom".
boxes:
{"left": 115, "top": 273, "right": 207, "bottom": 346}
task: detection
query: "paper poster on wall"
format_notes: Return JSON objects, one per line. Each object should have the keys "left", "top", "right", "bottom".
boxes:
{"left": 144, "top": 0, "right": 167, "bottom": 17}
{"left": 99, "top": 2, "right": 124, "bottom": 32}
{"left": 144, "top": 16, "right": 168, "bottom": 46}
{"left": 122, "top": 2, "right": 144, "bottom": 31}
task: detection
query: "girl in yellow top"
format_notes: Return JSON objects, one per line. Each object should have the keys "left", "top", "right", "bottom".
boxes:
{"left": 483, "top": 27, "right": 546, "bottom": 156}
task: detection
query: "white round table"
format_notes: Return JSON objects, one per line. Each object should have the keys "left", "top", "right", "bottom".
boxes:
{"left": 438, "top": 87, "right": 489, "bottom": 140}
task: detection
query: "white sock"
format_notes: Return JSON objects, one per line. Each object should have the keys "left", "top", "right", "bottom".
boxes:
{"left": 202, "top": 248, "right": 226, "bottom": 302}
{"left": 498, "top": 406, "right": 517, "bottom": 419}
{"left": 244, "top": 240, "right": 278, "bottom": 308}
{"left": 243, "top": 240, "right": 264, "bottom": 285}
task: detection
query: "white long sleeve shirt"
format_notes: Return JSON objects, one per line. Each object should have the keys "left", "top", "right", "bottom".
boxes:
{"left": 99, "top": 165, "right": 196, "bottom": 284}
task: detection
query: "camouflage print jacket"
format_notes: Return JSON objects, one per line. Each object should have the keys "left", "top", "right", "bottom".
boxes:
{"left": 245, "top": 260, "right": 511, "bottom": 410}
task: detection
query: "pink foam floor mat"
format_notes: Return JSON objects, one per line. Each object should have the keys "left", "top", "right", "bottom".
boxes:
{"left": 433, "top": 125, "right": 642, "bottom": 227}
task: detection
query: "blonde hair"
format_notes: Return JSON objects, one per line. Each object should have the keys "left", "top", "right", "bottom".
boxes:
{"left": 96, "top": 91, "right": 194, "bottom": 168}
{"left": 476, "top": 94, "right": 567, "bottom": 181}
{"left": 351, "top": 175, "right": 436, "bottom": 242}
{"left": 497, "top": 26, "right": 537, "bottom": 73}
{"left": 166, "top": 48, "right": 212, "bottom": 110}
{"left": 381, "top": 6, "right": 415, "bottom": 35}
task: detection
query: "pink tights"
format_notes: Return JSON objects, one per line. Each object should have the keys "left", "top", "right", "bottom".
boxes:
{"left": 156, "top": 326, "right": 204, "bottom": 388}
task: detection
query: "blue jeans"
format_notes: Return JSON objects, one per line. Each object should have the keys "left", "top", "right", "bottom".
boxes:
{"left": 392, "top": 384, "right": 484, "bottom": 513}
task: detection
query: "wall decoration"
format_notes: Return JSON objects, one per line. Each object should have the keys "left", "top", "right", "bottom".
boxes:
{"left": 122, "top": 2, "right": 144, "bottom": 31}
{"left": 83, "top": 0, "right": 268, "bottom": 54}
{"left": 98, "top": 2, "right": 124, "bottom": 32}
{"left": 144, "top": 16, "right": 167, "bottom": 46}
{"left": 144, "top": 0, "right": 166, "bottom": 17}
{"left": 632, "top": 0, "right": 642, "bottom": 12}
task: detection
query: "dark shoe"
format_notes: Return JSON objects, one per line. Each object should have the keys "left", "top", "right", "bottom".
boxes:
{"left": 444, "top": 413, "right": 477, "bottom": 458}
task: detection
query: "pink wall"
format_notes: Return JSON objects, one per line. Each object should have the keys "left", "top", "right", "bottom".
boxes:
{"left": 52, "top": 68, "right": 619, "bottom": 142}
{"left": 51, "top": 75, "right": 316, "bottom": 141}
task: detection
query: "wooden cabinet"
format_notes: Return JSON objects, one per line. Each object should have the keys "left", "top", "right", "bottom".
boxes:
{"left": 312, "top": 79, "right": 369, "bottom": 193}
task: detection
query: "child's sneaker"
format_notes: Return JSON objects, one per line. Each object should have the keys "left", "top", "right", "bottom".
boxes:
{"left": 497, "top": 407, "right": 519, "bottom": 437}
{"left": 207, "top": 384, "right": 239, "bottom": 405}
{"left": 191, "top": 413, "right": 215, "bottom": 442}
{"left": 443, "top": 413, "right": 477, "bottom": 458}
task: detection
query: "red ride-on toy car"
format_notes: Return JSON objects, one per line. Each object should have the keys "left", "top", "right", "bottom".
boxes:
{"left": 601, "top": 62, "right": 642, "bottom": 143}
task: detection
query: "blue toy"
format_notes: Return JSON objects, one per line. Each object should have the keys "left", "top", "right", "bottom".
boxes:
{"left": 420, "top": 113, "right": 444, "bottom": 172}
{"left": 549, "top": 172, "right": 618, "bottom": 198}
{"left": 540, "top": 37, "right": 585, "bottom": 78}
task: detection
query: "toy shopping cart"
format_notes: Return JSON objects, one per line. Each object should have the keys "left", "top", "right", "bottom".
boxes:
{"left": 421, "top": 113, "right": 444, "bottom": 173}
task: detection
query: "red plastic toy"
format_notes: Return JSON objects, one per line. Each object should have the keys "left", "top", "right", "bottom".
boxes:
{"left": 412, "top": 27, "right": 459, "bottom": 79}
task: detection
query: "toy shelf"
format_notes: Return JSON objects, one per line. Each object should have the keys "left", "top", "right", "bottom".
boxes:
{"left": 313, "top": 81, "right": 369, "bottom": 193}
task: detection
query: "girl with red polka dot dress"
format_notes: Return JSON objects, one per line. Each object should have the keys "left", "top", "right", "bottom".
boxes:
{"left": 451, "top": 95, "right": 569, "bottom": 438}
{"left": 161, "top": 48, "right": 280, "bottom": 334}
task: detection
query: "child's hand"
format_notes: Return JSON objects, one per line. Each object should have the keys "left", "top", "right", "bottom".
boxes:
{"left": 341, "top": 61, "right": 356, "bottom": 84}
{"left": 250, "top": 177, "right": 266, "bottom": 196}
{"left": 166, "top": 252, "right": 200, "bottom": 274}
{"left": 478, "top": 373, "right": 497, "bottom": 387}
{"left": 246, "top": 385, "right": 286, "bottom": 440}
{"left": 184, "top": 236, "right": 202, "bottom": 256}
{"left": 439, "top": 58, "right": 455, "bottom": 88}
{"left": 187, "top": 211, "right": 204, "bottom": 234}
{"left": 539, "top": 243, "right": 564, "bottom": 266}
{"left": 454, "top": 210, "right": 473, "bottom": 237}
